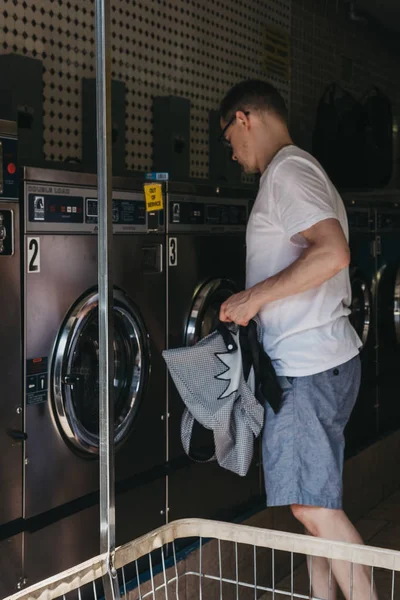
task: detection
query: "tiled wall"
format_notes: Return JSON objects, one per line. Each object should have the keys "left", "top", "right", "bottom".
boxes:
{"left": 290, "top": 0, "right": 400, "bottom": 155}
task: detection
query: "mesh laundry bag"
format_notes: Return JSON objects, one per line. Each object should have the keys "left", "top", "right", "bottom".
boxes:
{"left": 163, "top": 319, "right": 282, "bottom": 477}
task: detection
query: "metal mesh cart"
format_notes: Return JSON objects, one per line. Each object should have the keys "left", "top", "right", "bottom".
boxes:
{"left": 5, "top": 518, "right": 400, "bottom": 600}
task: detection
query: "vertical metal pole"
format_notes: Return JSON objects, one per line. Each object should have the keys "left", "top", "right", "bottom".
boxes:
{"left": 95, "top": 1, "right": 119, "bottom": 599}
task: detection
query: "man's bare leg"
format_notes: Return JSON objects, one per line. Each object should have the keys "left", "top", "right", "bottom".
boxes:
{"left": 305, "top": 528, "right": 338, "bottom": 599}
{"left": 292, "top": 505, "right": 378, "bottom": 600}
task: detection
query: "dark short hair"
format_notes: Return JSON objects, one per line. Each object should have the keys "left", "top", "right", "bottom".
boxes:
{"left": 220, "top": 79, "right": 288, "bottom": 124}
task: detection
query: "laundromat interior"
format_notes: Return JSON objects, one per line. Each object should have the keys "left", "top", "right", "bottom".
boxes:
{"left": 1, "top": 0, "right": 400, "bottom": 598}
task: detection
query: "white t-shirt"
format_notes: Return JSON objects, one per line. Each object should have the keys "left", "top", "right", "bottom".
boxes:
{"left": 246, "top": 145, "right": 361, "bottom": 376}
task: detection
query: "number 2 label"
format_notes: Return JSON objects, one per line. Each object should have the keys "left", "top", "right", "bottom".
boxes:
{"left": 27, "top": 238, "right": 40, "bottom": 273}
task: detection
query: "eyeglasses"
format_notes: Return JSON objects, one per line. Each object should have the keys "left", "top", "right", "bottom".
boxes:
{"left": 219, "top": 110, "right": 250, "bottom": 149}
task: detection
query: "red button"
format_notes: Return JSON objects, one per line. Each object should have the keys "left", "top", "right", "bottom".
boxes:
{"left": 7, "top": 163, "right": 17, "bottom": 175}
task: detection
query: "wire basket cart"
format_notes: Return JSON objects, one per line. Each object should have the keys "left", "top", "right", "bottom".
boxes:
{"left": 5, "top": 517, "right": 400, "bottom": 600}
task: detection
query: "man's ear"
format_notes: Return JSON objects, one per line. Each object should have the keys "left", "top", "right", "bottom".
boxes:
{"left": 236, "top": 110, "right": 250, "bottom": 128}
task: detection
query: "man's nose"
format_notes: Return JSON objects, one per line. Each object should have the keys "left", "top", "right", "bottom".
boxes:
{"left": 232, "top": 153, "right": 238, "bottom": 161}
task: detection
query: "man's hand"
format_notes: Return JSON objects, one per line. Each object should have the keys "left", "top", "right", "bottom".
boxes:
{"left": 219, "top": 288, "right": 261, "bottom": 326}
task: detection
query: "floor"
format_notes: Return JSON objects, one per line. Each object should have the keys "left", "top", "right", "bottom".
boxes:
{"left": 259, "top": 488, "right": 400, "bottom": 599}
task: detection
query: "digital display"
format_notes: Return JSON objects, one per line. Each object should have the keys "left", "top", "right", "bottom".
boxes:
{"left": 86, "top": 198, "right": 118, "bottom": 223}
{"left": 85, "top": 198, "right": 146, "bottom": 225}
{"left": 229, "top": 204, "right": 247, "bottom": 225}
{"left": 170, "top": 201, "right": 247, "bottom": 225}
{"left": 347, "top": 211, "right": 371, "bottom": 230}
{"left": 377, "top": 212, "right": 400, "bottom": 229}
{"left": 206, "top": 205, "right": 220, "bottom": 224}
{"left": 220, "top": 205, "right": 230, "bottom": 225}
{"left": 169, "top": 201, "right": 204, "bottom": 225}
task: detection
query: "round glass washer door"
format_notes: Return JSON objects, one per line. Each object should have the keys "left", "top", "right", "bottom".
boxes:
{"left": 184, "top": 278, "right": 238, "bottom": 460}
{"left": 376, "top": 263, "right": 400, "bottom": 346}
{"left": 349, "top": 269, "right": 372, "bottom": 347}
{"left": 52, "top": 288, "right": 149, "bottom": 456}
{"left": 185, "top": 278, "right": 238, "bottom": 347}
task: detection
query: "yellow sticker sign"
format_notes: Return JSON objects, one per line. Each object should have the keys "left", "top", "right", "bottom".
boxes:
{"left": 144, "top": 183, "right": 164, "bottom": 212}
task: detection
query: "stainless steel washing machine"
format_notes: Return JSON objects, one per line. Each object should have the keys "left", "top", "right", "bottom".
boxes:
{"left": 22, "top": 168, "right": 167, "bottom": 521}
{"left": 374, "top": 196, "right": 400, "bottom": 437}
{"left": 165, "top": 182, "right": 262, "bottom": 522}
{"left": 0, "top": 120, "right": 24, "bottom": 596}
{"left": 0, "top": 121, "right": 22, "bottom": 527}
{"left": 344, "top": 198, "right": 378, "bottom": 454}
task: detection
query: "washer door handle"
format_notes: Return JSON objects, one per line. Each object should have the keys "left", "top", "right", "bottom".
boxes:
{"left": 8, "top": 429, "right": 28, "bottom": 441}
{"left": 62, "top": 374, "right": 81, "bottom": 386}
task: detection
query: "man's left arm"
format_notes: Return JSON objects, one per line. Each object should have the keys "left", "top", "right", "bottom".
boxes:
{"left": 219, "top": 217, "right": 350, "bottom": 325}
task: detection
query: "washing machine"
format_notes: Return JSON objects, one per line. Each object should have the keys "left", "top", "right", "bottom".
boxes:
{"left": 343, "top": 198, "right": 378, "bottom": 454}
{"left": 0, "top": 120, "right": 25, "bottom": 596}
{"left": 22, "top": 167, "right": 167, "bottom": 523}
{"left": 0, "top": 121, "right": 22, "bottom": 526}
{"left": 165, "top": 182, "right": 262, "bottom": 523}
{"left": 21, "top": 167, "right": 168, "bottom": 588}
{"left": 374, "top": 195, "right": 400, "bottom": 437}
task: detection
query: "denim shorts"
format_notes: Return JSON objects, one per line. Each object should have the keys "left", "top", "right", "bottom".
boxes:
{"left": 262, "top": 354, "right": 361, "bottom": 508}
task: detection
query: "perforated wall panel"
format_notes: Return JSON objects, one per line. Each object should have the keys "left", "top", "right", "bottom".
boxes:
{"left": 0, "top": 0, "right": 291, "bottom": 179}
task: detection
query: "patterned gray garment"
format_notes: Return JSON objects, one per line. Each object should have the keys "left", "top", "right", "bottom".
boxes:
{"left": 163, "top": 324, "right": 264, "bottom": 477}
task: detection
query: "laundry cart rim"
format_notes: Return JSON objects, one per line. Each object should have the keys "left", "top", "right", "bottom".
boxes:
{"left": 6, "top": 517, "right": 400, "bottom": 600}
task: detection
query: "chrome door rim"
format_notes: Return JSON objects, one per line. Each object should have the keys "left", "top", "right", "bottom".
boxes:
{"left": 350, "top": 271, "right": 372, "bottom": 346}
{"left": 185, "top": 278, "right": 238, "bottom": 347}
{"left": 376, "top": 263, "right": 400, "bottom": 345}
{"left": 394, "top": 266, "right": 400, "bottom": 343}
{"left": 52, "top": 288, "right": 147, "bottom": 455}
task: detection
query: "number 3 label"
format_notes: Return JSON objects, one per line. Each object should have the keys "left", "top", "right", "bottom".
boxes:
{"left": 27, "top": 238, "right": 40, "bottom": 273}
{"left": 169, "top": 237, "right": 178, "bottom": 267}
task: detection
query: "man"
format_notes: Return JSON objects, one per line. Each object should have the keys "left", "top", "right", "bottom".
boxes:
{"left": 218, "top": 79, "right": 376, "bottom": 600}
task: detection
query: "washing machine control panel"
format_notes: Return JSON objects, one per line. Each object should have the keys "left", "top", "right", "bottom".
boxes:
{"left": 85, "top": 197, "right": 146, "bottom": 227}
{"left": 25, "top": 184, "right": 164, "bottom": 234}
{"left": 28, "top": 193, "right": 84, "bottom": 224}
{"left": 0, "top": 122, "right": 18, "bottom": 200}
{"left": 347, "top": 208, "right": 374, "bottom": 231}
{"left": 376, "top": 209, "right": 400, "bottom": 230}
{"left": 0, "top": 210, "right": 13, "bottom": 255}
{"left": 168, "top": 195, "right": 247, "bottom": 232}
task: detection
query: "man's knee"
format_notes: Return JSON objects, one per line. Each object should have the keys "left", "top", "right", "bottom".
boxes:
{"left": 290, "top": 504, "right": 321, "bottom": 537}
{"left": 290, "top": 503, "right": 310, "bottom": 524}
{"left": 291, "top": 504, "right": 345, "bottom": 538}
